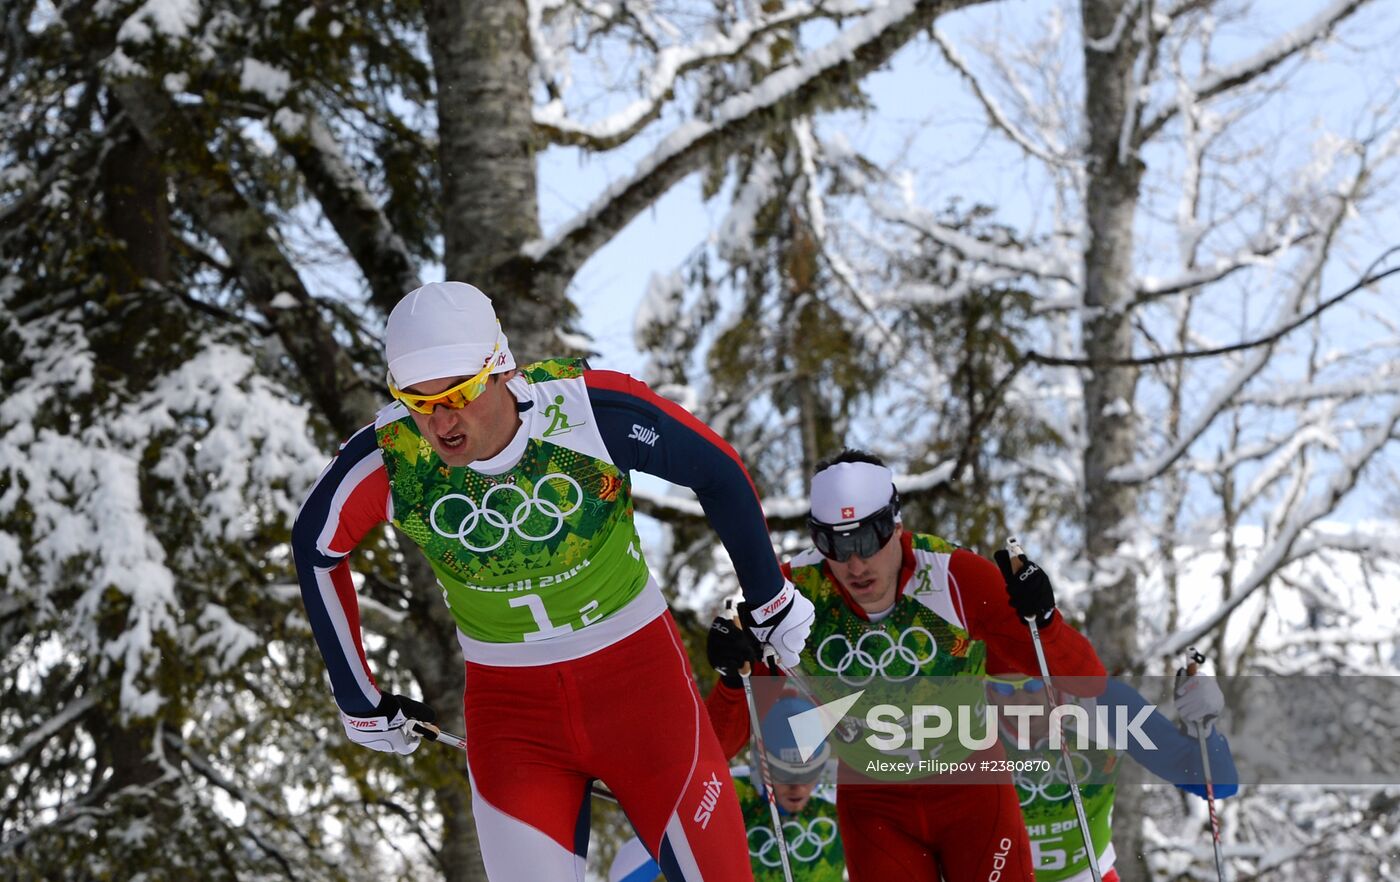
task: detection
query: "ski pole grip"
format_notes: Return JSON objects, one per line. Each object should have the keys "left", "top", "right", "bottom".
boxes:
{"left": 731, "top": 613, "right": 754, "bottom": 678}
{"left": 409, "top": 720, "right": 441, "bottom": 742}
{"left": 1003, "top": 537, "right": 1040, "bottom": 623}
{"left": 1185, "top": 646, "right": 1206, "bottom": 676}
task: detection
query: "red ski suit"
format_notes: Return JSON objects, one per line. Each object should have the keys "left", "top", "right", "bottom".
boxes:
{"left": 707, "top": 533, "right": 1105, "bottom": 882}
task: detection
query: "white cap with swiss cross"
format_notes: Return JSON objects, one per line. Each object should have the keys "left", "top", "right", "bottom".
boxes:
{"left": 809, "top": 461, "right": 896, "bottom": 526}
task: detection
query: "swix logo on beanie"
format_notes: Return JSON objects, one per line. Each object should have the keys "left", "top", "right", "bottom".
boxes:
{"left": 692, "top": 772, "right": 725, "bottom": 829}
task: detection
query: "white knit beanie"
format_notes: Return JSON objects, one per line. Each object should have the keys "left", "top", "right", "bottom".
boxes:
{"left": 385, "top": 282, "right": 516, "bottom": 388}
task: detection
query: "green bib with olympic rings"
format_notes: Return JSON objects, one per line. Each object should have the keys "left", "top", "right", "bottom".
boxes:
{"left": 785, "top": 533, "right": 988, "bottom": 780}
{"left": 376, "top": 359, "right": 651, "bottom": 646}
{"left": 1004, "top": 735, "right": 1118, "bottom": 881}
{"left": 736, "top": 776, "right": 844, "bottom": 881}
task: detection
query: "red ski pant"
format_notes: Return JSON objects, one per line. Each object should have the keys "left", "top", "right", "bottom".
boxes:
{"left": 463, "top": 613, "right": 754, "bottom": 881}
{"left": 837, "top": 777, "right": 1033, "bottom": 882}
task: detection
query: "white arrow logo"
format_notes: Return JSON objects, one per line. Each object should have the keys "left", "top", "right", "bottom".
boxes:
{"left": 786, "top": 690, "right": 865, "bottom": 762}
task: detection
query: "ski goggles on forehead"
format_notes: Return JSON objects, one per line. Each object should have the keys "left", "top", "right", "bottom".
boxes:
{"left": 987, "top": 676, "right": 1045, "bottom": 696}
{"left": 808, "top": 503, "right": 899, "bottom": 563}
{"left": 387, "top": 340, "right": 500, "bottom": 415}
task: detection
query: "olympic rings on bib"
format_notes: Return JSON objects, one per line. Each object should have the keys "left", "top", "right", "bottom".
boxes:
{"left": 815, "top": 626, "right": 937, "bottom": 686}
{"left": 428, "top": 473, "right": 584, "bottom": 552}
{"left": 748, "top": 816, "right": 838, "bottom": 867}
{"left": 1014, "top": 749, "right": 1093, "bottom": 806}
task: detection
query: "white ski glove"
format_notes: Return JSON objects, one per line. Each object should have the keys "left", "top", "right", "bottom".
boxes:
{"left": 1174, "top": 673, "right": 1224, "bottom": 738}
{"left": 340, "top": 693, "right": 436, "bottom": 755}
{"left": 741, "top": 581, "right": 815, "bottom": 669}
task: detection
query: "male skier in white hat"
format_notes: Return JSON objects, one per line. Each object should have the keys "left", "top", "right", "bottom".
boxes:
{"left": 293, "top": 282, "right": 814, "bottom": 880}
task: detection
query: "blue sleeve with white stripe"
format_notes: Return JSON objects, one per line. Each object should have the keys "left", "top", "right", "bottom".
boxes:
{"left": 1105, "top": 678, "right": 1238, "bottom": 798}
{"left": 584, "top": 370, "right": 784, "bottom": 606}
{"left": 291, "top": 424, "right": 388, "bottom": 716}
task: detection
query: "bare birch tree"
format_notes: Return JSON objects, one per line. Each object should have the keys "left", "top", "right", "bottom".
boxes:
{"left": 873, "top": 1, "right": 1400, "bottom": 877}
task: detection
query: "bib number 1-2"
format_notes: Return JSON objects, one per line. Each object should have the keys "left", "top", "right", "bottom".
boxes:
{"left": 509, "top": 594, "right": 604, "bottom": 642}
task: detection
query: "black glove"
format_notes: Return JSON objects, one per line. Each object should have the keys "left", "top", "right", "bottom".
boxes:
{"left": 993, "top": 549, "right": 1056, "bottom": 628}
{"left": 707, "top": 616, "right": 763, "bottom": 688}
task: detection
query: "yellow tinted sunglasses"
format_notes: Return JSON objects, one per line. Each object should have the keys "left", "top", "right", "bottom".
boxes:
{"left": 387, "top": 340, "right": 500, "bottom": 415}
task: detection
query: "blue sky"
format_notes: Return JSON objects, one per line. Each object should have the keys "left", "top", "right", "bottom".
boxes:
{"left": 526, "top": 0, "right": 1400, "bottom": 536}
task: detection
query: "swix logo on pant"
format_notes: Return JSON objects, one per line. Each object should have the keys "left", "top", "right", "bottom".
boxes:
{"left": 987, "top": 836, "right": 1013, "bottom": 881}
{"left": 691, "top": 772, "right": 725, "bottom": 829}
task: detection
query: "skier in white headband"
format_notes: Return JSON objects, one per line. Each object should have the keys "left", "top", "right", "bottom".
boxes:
{"left": 705, "top": 448, "right": 1105, "bottom": 882}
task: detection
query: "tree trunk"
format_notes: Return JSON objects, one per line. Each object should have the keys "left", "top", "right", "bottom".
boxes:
{"left": 1080, "top": 0, "right": 1146, "bottom": 877}
{"left": 98, "top": 122, "right": 171, "bottom": 288}
{"left": 424, "top": 0, "right": 559, "bottom": 361}
{"left": 416, "top": 1, "right": 552, "bottom": 876}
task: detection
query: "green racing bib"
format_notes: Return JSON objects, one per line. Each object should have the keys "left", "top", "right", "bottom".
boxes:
{"left": 376, "top": 359, "right": 651, "bottom": 645}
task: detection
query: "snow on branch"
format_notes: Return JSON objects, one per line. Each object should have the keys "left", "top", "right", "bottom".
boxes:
{"left": 534, "top": 0, "right": 856, "bottom": 150}
{"left": 0, "top": 694, "right": 96, "bottom": 770}
{"left": 525, "top": 0, "right": 992, "bottom": 282}
{"left": 1134, "top": 228, "right": 1314, "bottom": 300}
{"left": 270, "top": 109, "right": 421, "bottom": 314}
{"left": 793, "top": 119, "right": 901, "bottom": 349}
{"left": 1260, "top": 625, "right": 1400, "bottom": 652}
{"left": 106, "top": 75, "right": 380, "bottom": 434}
{"left": 1236, "top": 421, "right": 1341, "bottom": 515}
{"left": 1144, "top": 395, "right": 1400, "bottom": 662}
{"left": 632, "top": 460, "right": 955, "bottom": 528}
{"left": 1138, "top": 0, "right": 1370, "bottom": 144}
{"left": 1030, "top": 247, "right": 1400, "bottom": 372}
{"left": 1107, "top": 241, "right": 1398, "bottom": 483}
{"left": 873, "top": 199, "right": 1077, "bottom": 283}
{"left": 165, "top": 732, "right": 286, "bottom": 819}
{"left": 1235, "top": 369, "right": 1400, "bottom": 408}
{"left": 631, "top": 486, "right": 706, "bottom": 521}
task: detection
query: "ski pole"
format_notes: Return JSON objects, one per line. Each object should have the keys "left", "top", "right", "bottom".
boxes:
{"left": 1007, "top": 538, "right": 1103, "bottom": 882}
{"left": 1180, "top": 649, "right": 1227, "bottom": 882}
{"left": 766, "top": 656, "right": 862, "bottom": 744}
{"left": 408, "top": 720, "right": 619, "bottom": 804}
{"left": 724, "top": 601, "right": 796, "bottom": 882}
{"left": 723, "top": 595, "right": 861, "bottom": 745}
